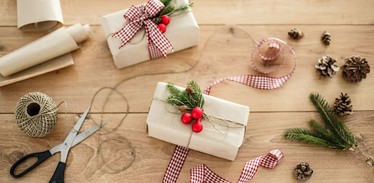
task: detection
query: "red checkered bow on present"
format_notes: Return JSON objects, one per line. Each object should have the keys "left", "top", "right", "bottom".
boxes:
{"left": 112, "top": 0, "right": 173, "bottom": 59}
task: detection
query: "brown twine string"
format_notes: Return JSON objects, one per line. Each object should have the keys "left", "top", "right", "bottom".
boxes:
{"left": 87, "top": 25, "right": 256, "bottom": 174}
{"left": 15, "top": 92, "right": 58, "bottom": 137}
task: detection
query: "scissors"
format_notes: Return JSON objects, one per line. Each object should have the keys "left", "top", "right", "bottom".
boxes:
{"left": 10, "top": 107, "right": 104, "bottom": 183}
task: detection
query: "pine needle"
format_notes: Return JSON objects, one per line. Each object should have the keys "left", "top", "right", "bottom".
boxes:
{"left": 284, "top": 93, "right": 357, "bottom": 150}
{"left": 166, "top": 81, "right": 205, "bottom": 110}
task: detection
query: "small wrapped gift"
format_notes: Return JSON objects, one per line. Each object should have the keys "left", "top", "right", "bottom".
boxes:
{"left": 101, "top": 0, "right": 199, "bottom": 69}
{"left": 147, "top": 82, "right": 250, "bottom": 161}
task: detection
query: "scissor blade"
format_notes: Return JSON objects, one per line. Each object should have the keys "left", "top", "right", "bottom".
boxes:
{"left": 71, "top": 122, "right": 106, "bottom": 147}
{"left": 59, "top": 107, "right": 91, "bottom": 163}
{"left": 49, "top": 123, "right": 105, "bottom": 155}
{"left": 72, "top": 107, "right": 91, "bottom": 132}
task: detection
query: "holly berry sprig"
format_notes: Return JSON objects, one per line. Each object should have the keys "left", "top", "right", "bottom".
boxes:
{"left": 166, "top": 81, "right": 205, "bottom": 133}
{"left": 153, "top": 0, "right": 193, "bottom": 33}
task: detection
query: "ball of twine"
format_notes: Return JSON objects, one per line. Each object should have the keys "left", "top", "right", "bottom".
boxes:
{"left": 15, "top": 92, "right": 58, "bottom": 137}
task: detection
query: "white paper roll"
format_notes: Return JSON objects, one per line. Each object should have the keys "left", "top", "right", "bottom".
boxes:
{"left": 17, "top": 0, "right": 64, "bottom": 31}
{"left": 0, "top": 24, "right": 91, "bottom": 77}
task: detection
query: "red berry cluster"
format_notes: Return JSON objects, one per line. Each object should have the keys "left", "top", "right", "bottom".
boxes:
{"left": 180, "top": 107, "right": 204, "bottom": 133}
{"left": 158, "top": 15, "right": 170, "bottom": 33}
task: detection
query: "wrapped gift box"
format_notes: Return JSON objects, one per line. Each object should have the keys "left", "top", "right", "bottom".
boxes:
{"left": 147, "top": 82, "right": 250, "bottom": 161}
{"left": 101, "top": 0, "right": 199, "bottom": 69}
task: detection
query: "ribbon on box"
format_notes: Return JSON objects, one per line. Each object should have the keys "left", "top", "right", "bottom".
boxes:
{"left": 163, "top": 146, "right": 284, "bottom": 183}
{"left": 112, "top": 0, "right": 173, "bottom": 59}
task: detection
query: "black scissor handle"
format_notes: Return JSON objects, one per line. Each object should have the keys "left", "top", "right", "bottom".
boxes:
{"left": 10, "top": 150, "right": 52, "bottom": 178}
{"left": 49, "top": 162, "right": 66, "bottom": 183}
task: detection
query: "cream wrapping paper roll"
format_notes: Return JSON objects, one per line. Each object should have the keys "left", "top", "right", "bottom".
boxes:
{"left": 0, "top": 24, "right": 91, "bottom": 77}
{"left": 17, "top": 0, "right": 64, "bottom": 31}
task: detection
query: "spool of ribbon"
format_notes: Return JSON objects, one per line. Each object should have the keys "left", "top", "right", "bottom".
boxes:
{"left": 163, "top": 146, "right": 284, "bottom": 183}
{"left": 204, "top": 37, "right": 296, "bottom": 94}
{"left": 15, "top": 92, "right": 58, "bottom": 137}
{"left": 112, "top": 0, "right": 173, "bottom": 59}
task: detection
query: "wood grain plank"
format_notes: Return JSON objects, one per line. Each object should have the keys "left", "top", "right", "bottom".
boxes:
{"left": 1, "top": 112, "right": 373, "bottom": 182}
{"left": 0, "top": 0, "right": 373, "bottom": 26}
{"left": 0, "top": 25, "right": 373, "bottom": 113}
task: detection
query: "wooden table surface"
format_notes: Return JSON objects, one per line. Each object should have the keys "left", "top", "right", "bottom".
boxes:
{"left": 0, "top": 0, "right": 373, "bottom": 182}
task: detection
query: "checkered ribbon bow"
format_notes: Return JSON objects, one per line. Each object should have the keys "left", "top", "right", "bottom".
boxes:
{"left": 112, "top": 0, "right": 173, "bottom": 59}
{"left": 190, "top": 149, "right": 284, "bottom": 183}
{"left": 163, "top": 146, "right": 283, "bottom": 183}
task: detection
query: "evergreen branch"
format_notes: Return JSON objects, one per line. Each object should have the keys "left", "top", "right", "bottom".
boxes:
{"left": 167, "top": 82, "right": 181, "bottom": 96}
{"left": 285, "top": 128, "right": 331, "bottom": 148}
{"left": 284, "top": 93, "right": 357, "bottom": 151}
{"left": 310, "top": 93, "right": 356, "bottom": 148}
{"left": 165, "top": 81, "right": 205, "bottom": 110}
{"left": 309, "top": 120, "right": 347, "bottom": 149}
{"left": 167, "top": 3, "right": 193, "bottom": 16}
{"left": 160, "top": 0, "right": 172, "bottom": 7}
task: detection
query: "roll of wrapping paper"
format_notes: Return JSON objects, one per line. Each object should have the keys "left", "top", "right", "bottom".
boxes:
{"left": 17, "top": 0, "right": 63, "bottom": 31}
{"left": 0, "top": 24, "right": 91, "bottom": 77}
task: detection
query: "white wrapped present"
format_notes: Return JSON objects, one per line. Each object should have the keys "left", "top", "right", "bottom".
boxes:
{"left": 147, "top": 82, "right": 250, "bottom": 161}
{"left": 101, "top": 0, "right": 199, "bottom": 69}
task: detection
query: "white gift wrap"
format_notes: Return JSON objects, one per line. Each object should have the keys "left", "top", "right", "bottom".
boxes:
{"left": 101, "top": 0, "right": 199, "bottom": 69}
{"left": 147, "top": 82, "right": 250, "bottom": 161}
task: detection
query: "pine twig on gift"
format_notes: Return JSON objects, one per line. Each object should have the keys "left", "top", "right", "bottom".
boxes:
{"left": 166, "top": 81, "right": 204, "bottom": 110}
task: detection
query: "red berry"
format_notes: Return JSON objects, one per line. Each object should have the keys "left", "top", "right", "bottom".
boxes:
{"left": 161, "top": 15, "right": 170, "bottom": 25}
{"left": 191, "top": 107, "right": 203, "bottom": 119}
{"left": 192, "top": 118, "right": 203, "bottom": 133}
{"left": 181, "top": 112, "right": 192, "bottom": 124}
{"left": 158, "top": 23, "right": 167, "bottom": 33}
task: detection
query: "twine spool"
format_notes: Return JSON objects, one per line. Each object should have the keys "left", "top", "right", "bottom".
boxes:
{"left": 15, "top": 92, "right": 58, "bottom": 137}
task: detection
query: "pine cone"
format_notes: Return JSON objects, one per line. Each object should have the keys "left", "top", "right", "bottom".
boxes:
{"left": 294, "top": 162, "right": 313, "bottom": 181}
{"left": 186, "top": 85, "right": 195, "bottom": 94}
{"left": 178, "top": 105, "right": 188, "bottom": 112}
{"left": 321, "top": 31, "right": 331, "bottom": 45}
{"left": 288, "top": 28, "right": 304, "bottom": 39}
{"left": 315, "top": 55, "right": 339, "bottom": 77}
{"left": 342, "top": 56, "right": 370, "bottom": 82}
{"left": 334, "top": 93, "right": 353, "bottom": 117}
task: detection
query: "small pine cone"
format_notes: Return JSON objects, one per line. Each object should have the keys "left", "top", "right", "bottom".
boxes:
{"left": 186, "top": 85, "right": 195, "bottom": 94}
{"left": 342, "top": 56, "right": 370, "bottom": 82}
{"left": 288, "top": 28, "right": 304, "bottom": 39}
{"left": 321, "top": 31, "right": 331, "bottom": 45}
{"left": 294, "top": 162, "right": 313, "bottom": 181}
{"left": 315, "top": 55, "right": 339, "bottom": 77}
{"left": 178, "top": 105, "right": 188, "bottom": 112}
{"left": 334, "top": 93, "right": 353, "bottom": 117}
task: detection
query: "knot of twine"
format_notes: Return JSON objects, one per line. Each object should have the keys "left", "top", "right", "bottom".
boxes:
{"left": 15, "top": 92, "right": 58, "bottom": 137}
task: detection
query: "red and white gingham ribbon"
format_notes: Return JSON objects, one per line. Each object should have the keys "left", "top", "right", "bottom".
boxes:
{"left": 112, "top": 0, "right": 173, "bottom": 59}
{"left": 203, "top": 73, "right": 294, "bottom": 95}
{"left": 163, "top": 147, "right": 283, "bottom": 183}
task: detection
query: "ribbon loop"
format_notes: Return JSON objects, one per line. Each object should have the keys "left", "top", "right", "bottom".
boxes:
{"left": 113, "top": 0, "right": 173, "bottom": 58}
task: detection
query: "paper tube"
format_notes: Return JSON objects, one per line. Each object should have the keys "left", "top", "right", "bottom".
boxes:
{"left": 0, "top": 24, "right": 91, "bottom": 77}
{"left": 147, "top": 82, "right": 250, "bottom": 160}
{"left": 17, "top": 0, "right": 64, "bottom": 31}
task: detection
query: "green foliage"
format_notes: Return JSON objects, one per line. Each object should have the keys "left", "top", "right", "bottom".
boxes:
{"left": 284, "top": 93, "right": 356, "bottom": 150}
{"left": 166, "top": 81, "right": 205, "bottom": 110}
{"left": 154, "top": 1, "right": 193, "bottom": 24}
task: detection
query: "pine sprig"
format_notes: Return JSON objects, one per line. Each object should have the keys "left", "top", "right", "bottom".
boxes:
{"left": 153, "top": 1, "right": 193, "bottom": 24}
{"left": 166, "top": 81, "right": 205, "bottom": 110}
{"left": 284, "top": 93, "right": 357, "bottom": 150}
